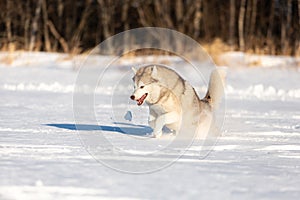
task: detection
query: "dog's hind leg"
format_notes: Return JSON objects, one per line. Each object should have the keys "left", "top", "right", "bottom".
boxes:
{"left": 153, "top": 111, "right": 180, "bottom": 138}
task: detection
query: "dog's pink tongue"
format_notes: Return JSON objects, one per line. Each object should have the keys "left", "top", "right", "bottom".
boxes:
{"left": 137, "top": 93, "right": 147, "bottom": 106}
{"left": 137, "top": 100, "right": 143, "bottom": 106}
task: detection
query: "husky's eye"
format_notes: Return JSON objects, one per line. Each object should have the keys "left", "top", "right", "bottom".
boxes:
{"left": 140, "top": 86, "right": 144, "bottom": 89}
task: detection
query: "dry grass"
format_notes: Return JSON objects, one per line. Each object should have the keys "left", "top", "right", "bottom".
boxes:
{"left": 201, "top": 38, "right": 233, "bottom": 65}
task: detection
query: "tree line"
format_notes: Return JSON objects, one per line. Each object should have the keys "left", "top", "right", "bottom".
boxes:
{"left": 1, "top": 0, "right": 300, "bottom": 56}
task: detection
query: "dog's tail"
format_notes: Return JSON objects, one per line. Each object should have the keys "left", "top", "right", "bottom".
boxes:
{"left": 203, "top": 67, "right": 227, "bottom": 109}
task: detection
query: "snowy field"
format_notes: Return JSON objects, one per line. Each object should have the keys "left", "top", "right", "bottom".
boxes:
{"left": 0, "top": 52, "right": 300, "bottom": 200}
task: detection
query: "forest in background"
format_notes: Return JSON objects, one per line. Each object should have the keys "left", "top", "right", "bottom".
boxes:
{"left": 1, "top": 0, "right": 300, "bottom": 56}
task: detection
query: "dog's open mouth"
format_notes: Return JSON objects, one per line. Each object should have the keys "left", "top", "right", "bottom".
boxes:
{"left": 137, "top": 93, "right": 148, "bottom": 106}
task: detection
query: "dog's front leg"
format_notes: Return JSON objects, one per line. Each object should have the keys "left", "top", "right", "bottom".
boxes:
{"left": 153, "top": 111, "right": 180, "bottom": 138}
{"left": 148, "top": 108, "right": 158, "bottom": 132}
{"left": 148, "top": 115, "right": 156, "bottom": 130}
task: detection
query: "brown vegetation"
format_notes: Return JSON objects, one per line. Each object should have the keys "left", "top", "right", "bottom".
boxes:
{"left": 0, "top": 0, "right": 300, "bottom": 56}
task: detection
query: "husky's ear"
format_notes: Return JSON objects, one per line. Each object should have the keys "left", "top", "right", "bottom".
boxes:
{"left": 152, "top": 65, "right": 158, "bottom": 78}
{"left": 131, "top": 67, "right": 137, "bottom": 74}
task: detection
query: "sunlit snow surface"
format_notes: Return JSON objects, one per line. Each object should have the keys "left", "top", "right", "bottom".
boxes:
{"left": 0, "top": 52, "right": 300, "bottom": 199}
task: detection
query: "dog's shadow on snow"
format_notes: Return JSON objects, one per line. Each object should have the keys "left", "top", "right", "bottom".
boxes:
{"left": 44, "top": 122, "right": 152, "bottom": 136}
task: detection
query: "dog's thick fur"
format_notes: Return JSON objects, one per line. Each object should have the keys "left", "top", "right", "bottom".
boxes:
{"left": 130, "top": 65, "right": 226, "bottom": 138}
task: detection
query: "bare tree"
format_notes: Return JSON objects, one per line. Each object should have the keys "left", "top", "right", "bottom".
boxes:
{"left": 193, "top": 0, "right": 203, "bottom": 39}
{"left": 286, "top": 0, "right": 292, "bottom": 55}
{"left": 249, "top": 0, "right": 257, "bottom": 50}
{"left": 29, "top": 0, "right": 43, "bottom": 51}
{"left": 238, "top": 0, "right": 246, "bottom": 51}
{"left": 53, "top": 0, "right": 64, "bottom": 51}
{"left": 121, "top": 0, "right": 130, "bottom": 53}
{"left": 97, "top": 0, "right": 115, "bottom": 53}
{"left": 47, "top": 20, "right": 69, "bottom": 53}
{"left": 0, "top": 0, "right": 299, "bottom": 56}
{"left": 229, "top": 0, "right": 236, "bottom": 49}
{"left": 70, "top": 0, "right": 93, "bottom": 54}
{"left": 24, "top": 0, "right": 31, "bottom": 50}
{"left": 297, "top": 0, "right": 300, "bottom": 55}
{"left": 267, "top": 0, "right": 275, "bottom": 54}
{"left": 5, "top": 0, "right": 13, "bottom": 52}
{"left": 42, "top": 0, "right": 51, "bottom": 51}
{"left": 281, "top": 1, "right": 287, "bottom": 55}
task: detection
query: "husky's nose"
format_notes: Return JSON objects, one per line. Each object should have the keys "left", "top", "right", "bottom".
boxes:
{"left": 130, "top": 95, "right": 135, "bottom": 100}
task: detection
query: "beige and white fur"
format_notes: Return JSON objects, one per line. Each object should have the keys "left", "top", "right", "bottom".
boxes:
{"left": 130, "top": 65, "right": 226, "bottom": 138}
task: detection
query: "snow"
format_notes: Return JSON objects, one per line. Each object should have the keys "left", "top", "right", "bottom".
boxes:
{"left": 218, "top": 51, "right": 300, "bottom": 68}
{"left": 0, "top": 52, "right": 300, "bottom": 199}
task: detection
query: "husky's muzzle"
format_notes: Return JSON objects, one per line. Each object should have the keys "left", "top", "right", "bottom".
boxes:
{"left": 130, "top": 93, "right": 148, "bottom": 106}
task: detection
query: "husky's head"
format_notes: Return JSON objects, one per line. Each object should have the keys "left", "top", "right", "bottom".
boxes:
{"left": 130, "top": 66, "right": 160, "bottom": 106}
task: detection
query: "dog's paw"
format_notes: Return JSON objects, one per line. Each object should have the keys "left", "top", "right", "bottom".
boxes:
{"left": 152, "top": 131, "right": 162, "bottom": 138}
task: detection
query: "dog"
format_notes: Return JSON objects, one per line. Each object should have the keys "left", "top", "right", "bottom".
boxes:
{"left": 130, "top": 64, "right": 226, "bottom": 138}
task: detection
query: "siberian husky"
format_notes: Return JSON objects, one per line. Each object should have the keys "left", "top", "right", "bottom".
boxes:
{"left": 130, "top": 65, "right": 226, "bottom": 138}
